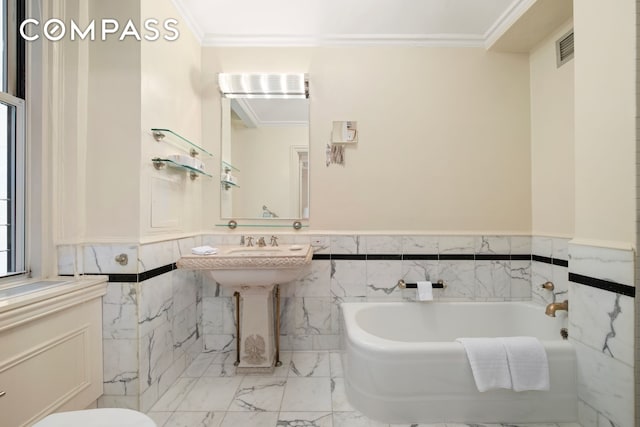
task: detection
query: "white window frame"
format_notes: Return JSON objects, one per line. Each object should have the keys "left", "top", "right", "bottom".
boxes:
{"left": 0, "top": 91, "right": 25, "bottom": 278}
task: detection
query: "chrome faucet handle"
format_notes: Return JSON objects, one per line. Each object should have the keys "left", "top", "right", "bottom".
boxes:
{"left": 246, "top": 236, "right": 254, "bottom": 247}
{"left": 257, "top": 237, "right": 266, "bottom": 247}
{"left": 270, "top": 236, "right": 279, "bottom": 247}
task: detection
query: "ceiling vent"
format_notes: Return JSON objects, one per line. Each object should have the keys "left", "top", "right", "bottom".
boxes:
{"left": 556, "top": 29, "right": 574, "bottom": 68}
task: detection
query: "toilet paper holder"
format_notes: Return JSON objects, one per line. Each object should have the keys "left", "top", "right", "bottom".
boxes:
{"left": 397, "top": 279, "right": 446, "bottom": 289}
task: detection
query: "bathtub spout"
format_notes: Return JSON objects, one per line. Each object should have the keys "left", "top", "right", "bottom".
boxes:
{"left": 545, "top": 300, "right": 568, "bottom": 317}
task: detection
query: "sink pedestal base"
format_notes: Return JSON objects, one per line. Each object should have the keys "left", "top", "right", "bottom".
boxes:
{"left": 235, "top": 284, "right": 278, "bottom": 374}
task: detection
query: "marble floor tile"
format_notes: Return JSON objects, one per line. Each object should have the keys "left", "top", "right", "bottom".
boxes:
{"left": 332, "top": 411, "right": 388, "bottom": 427}
{"left": 228, "top": 377, "right": 287, "bottom": 412}
{"left": 147, "top": 411, "right": 172, "bottom": 427}
{"left": 164, "top": 411, "right": 224, "bottom": 427}
{"left": 281, "top": 377, "right": 332, "bottom": 412}
{"left": 390, "top": 424, "right": 445, "bottom": 427}
{"left": 181, "top": 354, "right": 214, "bottom": 377}
{"left": 149, "top": 351, "right": 581, "bottom": 427}
{"left": 329, "top": 352, "right": 343, "bottom": 378}
{"left": 289, "top": 351, "right": 331, "bottom": 377}
{"left": 277, "top": 412, "right": 333, "bottom": 427}
{"left": 150, "top": 378, "right": 198, "bottom": 412}
{"left": 331, "top": 378, "right": 354, "bottom": 412}
{"left": 219, "top": 411, "right": 279, "bottom": 427}
{"left": 209, "top": 350, "right": 236, "bottom": 364}
{"left": 444, "top": 424, "right": 560, "bottom": 427}
{"left": 272, "top": 351, "right": 293, "bottom": 377}
{"left": 177, "top": 376, "right": 243, "bottom": 411}
{"left": 203, "top": 361, "right": 237, "bottom": 377}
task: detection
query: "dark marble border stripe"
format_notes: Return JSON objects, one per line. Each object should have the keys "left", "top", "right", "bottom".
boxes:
{"left": 140, "top": 263, "right": 176, "bottom": 281}
{"left": 475, "top": 254, "right": 511, "bottom": 261}
{"left": 532, "top": 255, "right": 569, "bottom": 267}
{"left": 552, "top": 258, "right": 569, "bottom": 267}
{"left": 402, "top": 254, "right": 439, "bottom": 261}
{"left": 105, "top": 273, "right": 139, "bottom": 283}
{"left": 439, "top": 254, "right": 475, "bottom": 261}
{"left": 569, "top": 273, "right": 635, "bottom": 298}
{"left": 367, "top": 254, "right": 402, "bottom": 261}
{"left": 313, "top": 253, "right": 536, "bottom": 261}
{"left": 66, "top": 252, "right": 564, "bottom": 281}
{"left": 532, "top": 255, "right": 553, "bottom": 264}
{"left": 330, "top": 254, "right": 366, "bottom": 261}
{"left": 62, "top": 263, "right": 178, "bottom": 283}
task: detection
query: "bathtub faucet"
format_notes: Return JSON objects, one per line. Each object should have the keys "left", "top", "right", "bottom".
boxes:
{"left": 545, "top": 300, "right": 568, "bottom": 317}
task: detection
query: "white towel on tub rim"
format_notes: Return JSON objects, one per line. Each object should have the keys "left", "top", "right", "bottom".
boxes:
{"left": 455, "top": 337, "right": 512, "bottom": 392}
{"left": 500, "top": 336, "right": 550, "bottom": 391}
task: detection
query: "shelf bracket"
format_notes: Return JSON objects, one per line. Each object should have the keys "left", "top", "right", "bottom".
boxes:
{"left": 152, "top": 159, "right": 166, "bottom": 170}
{"left": 152, "top": 130, "right": 165, "bottom": 142}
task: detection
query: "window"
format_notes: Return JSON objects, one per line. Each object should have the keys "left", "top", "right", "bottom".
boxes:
{"left": 0, "top": 0, "right": 25, "bottom": 278}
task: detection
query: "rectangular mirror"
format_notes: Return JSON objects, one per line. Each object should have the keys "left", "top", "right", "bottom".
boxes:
{"left": 220, "top": 95, "right": 310, "bottom": 220}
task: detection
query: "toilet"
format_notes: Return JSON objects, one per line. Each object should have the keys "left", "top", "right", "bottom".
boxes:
{"left": 33, "top": 408, "right": 157, "bottom": 427}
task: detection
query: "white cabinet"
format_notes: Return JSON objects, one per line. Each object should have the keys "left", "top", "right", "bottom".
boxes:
{"left": 0, "top": 278, "right": 107, "bottom": 427}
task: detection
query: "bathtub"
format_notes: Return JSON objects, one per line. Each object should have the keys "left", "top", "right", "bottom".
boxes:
{"left": 341, "top": 301, "right": 577, "bottom": 424}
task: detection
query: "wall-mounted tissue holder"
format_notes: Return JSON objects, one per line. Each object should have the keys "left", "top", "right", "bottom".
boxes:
{"left": 332, "top": 121, "right": 358, "bottom": 143}
{"left": 397, "top": 280, "right": 446, "bottom": 289}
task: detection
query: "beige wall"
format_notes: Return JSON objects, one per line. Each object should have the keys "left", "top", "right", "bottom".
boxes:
{"left": 140, "top": 0, "right": 205, "bottom": 239}
{"left": 54, "top": 0, "right": 144, "bottom": 243}
{"left": 203, "top": 47, "right": 532, "bottom": 233}
{"left": 51, "top": 0, "right": 89, "bottom": 244}
{"left": 53, "top": 0, "right": 206, "bottom": 243}
{"left": 84, "top": 0, "right": 142, "bottom": 241}
{"left": 530, "top": 21, "right": 574, "bottom": 238}
{"left": 573, "top": 0, "right": 636, "bottom": 249}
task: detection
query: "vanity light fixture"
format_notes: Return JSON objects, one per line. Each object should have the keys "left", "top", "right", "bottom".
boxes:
{"left": 218, "top": 73, "right": 309, "bottom": 99}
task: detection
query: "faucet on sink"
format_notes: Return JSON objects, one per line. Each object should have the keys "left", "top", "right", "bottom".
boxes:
{"left": 241, "top": 235, "right": 279, "bottom": 247}
{"left": 241, "top": 236, "right": 279, "bottom": 247}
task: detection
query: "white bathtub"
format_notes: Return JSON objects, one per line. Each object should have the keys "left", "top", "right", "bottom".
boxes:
{"left": 341, "top": 301, "right": 577, "bottom": 424}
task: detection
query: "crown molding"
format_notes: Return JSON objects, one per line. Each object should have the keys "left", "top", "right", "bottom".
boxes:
{"left": 171, "top": 0, "right": 532, "bottom": 49}
{"left": 201, "top": 33, "right": 485, "bottom": 48}
{"left": 169, "top": 0, "right": 205, "bottom": 44}
{"left": 483, "top": 0, "right": 535, "bottom": 49}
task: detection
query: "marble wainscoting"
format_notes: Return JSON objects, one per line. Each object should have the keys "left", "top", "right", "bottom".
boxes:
{"left": 57, "top": 237, "right": 204, "bottom": 412}
{"left": 567, "top": 242, "right": 636, "bottom": 427}
{"left": 200, "top": 234, "right": 533, "bottom": 354}
{"left": 530, "top": 236, "right": 570, "bottom": 308}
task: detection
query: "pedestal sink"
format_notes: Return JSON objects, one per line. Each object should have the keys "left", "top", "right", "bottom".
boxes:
{"left": 176, "top": 244, "right": 313, "bottom": 373}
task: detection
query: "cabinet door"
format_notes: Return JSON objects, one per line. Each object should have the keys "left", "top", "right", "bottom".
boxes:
{"left": 0, "top": 298, "right": 103, "bottom": 427}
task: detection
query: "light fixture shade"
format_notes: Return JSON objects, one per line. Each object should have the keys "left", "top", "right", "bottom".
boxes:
{"left": 218, "top": 73, "right": 309, "bottom": 98}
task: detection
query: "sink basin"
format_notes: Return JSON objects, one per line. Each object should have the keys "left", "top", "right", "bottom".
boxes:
{"left": 226, "top": 246, "right": 288, "bottom": 256}
{"left": 176, "top": 244, "right": 313, "bottom": 287}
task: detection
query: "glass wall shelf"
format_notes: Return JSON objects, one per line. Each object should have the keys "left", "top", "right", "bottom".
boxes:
{"left": 152, "top": 157, "right": 213, "bottom": 180}
{"left": 221, "top": 180, "right": 240, "bottom": 190}
{"left": 151, "top": 128, "right": 213, "bottom": 157}
{"left": 222, "top": 161, "right": 240, "bottom": 173}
